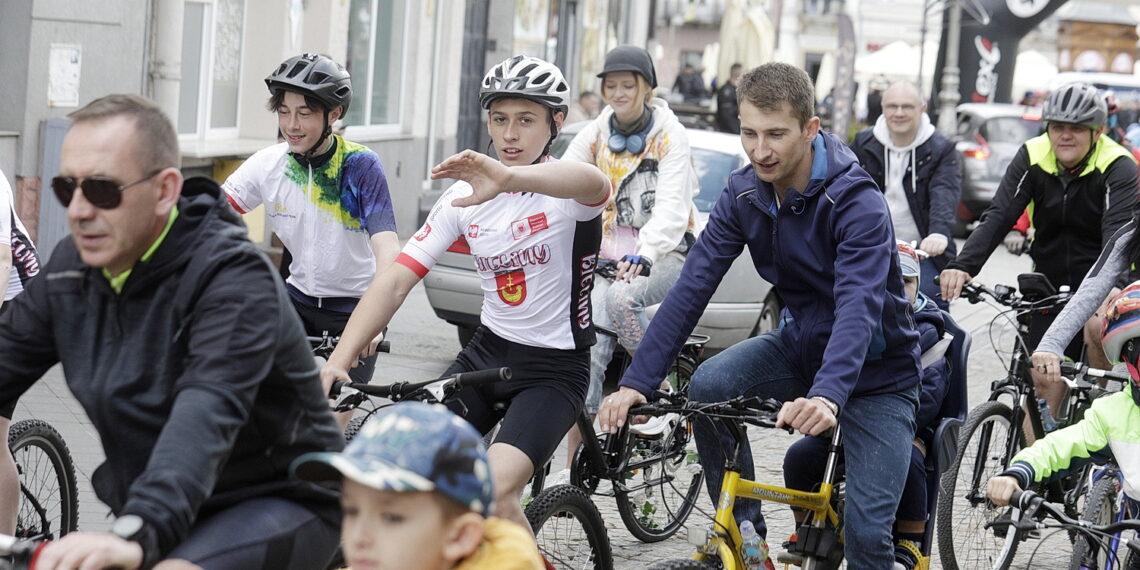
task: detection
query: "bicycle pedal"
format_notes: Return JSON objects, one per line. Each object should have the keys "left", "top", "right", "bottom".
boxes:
{"left": 775, "top": 551, "right": 803, "bottom": 566}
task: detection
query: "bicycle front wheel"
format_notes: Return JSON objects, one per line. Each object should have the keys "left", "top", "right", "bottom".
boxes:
{"left": 614, "top": 416, "right": 704, "bottom": 543}
{"left": 1069, "top": 474, "right": 1122, "bottom": 569}
{"left": 936, "top": 400, "right": 1024, "bottom": 570}
{"left": 526, "top": 484, "right": 613, "bottom": 570}
{"left": 9, "top": 419, "right": 79, "bottom": 539}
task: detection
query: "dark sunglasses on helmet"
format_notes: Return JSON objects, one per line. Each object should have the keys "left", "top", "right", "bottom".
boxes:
{"left": 51, "top": 168, "right": 165, "bottom": 210}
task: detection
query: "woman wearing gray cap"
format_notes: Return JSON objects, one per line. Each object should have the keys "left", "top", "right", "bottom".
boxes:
{"left": 560, "top": 45, "right": 700, "bottom": 463}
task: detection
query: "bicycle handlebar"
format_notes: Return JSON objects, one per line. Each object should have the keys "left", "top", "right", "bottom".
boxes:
{"left": 630, "top": 396, "right": 792, "bottom": 433}
{"left": 329, "top": 367, "right": 511, "bottom": 408}
{"left": 1007, "top": 489, "right": 1140, "bottom": 538}
{"left": 1059, "top": 361, "right": 1131, "bottom": 384}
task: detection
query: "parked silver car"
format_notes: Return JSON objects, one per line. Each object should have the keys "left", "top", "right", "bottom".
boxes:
{"left": 953, "top": 103, "right": 1043, "bottom": 236}
{"left": 420, "top": 122, "right": 782, "bottom": 354}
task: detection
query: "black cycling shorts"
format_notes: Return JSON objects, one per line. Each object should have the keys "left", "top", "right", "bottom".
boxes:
{"left": 0, "top": 303, "right": 14, "bottom": 418}
{"left": 444, "top": 326, "right": 589, "bottom": 473}
{"left": 291, "top": 295, "right": 377, "bottom": 385}
{"left": 164, "top": 496, "right": 339, "bottom": 570}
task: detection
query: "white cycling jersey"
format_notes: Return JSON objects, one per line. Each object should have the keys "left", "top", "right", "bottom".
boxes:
{"left": 399, "top": 177, "right": 605, "bottom": 351}
{"left": 223, "top": 136, "right": 396, "bottom": 298}
{"left": 0, "top": 172, "right": 38, "bottom": 301}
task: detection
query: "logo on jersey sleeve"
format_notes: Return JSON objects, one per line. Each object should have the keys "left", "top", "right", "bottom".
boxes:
{"left": 414, "top": 223, "right": 432, "bottom": 241}
{"left": 467, "top": 224, "right": 480, "bottom": 239}
{"left": 510, "top": 213, "right": 549, "bottom": 240}
{"left": 495, "top": 270, "right": 527, "bottom": 306}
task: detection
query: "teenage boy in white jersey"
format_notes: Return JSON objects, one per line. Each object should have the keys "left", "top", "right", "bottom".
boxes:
{"left": 322, "top": 56, "right": 610, "bottom": 531}
{"left": 223, "top": 55, "right": 400, "bottom": 427}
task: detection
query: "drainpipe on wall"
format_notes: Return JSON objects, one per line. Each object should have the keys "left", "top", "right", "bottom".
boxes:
{"left": 150, "top": 0, "right": 184, "bottom": 126}
{"left": 423, "top": 2, "right": 445, "bottom": 189}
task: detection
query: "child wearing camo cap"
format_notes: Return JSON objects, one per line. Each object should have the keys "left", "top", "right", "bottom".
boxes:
{"left": 292, "top": 401, "right": 543, "bottom": 570}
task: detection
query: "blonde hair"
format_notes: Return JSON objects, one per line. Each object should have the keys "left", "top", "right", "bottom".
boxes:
{"left": 601, "top": 72, "right": 655, "bottom": 106}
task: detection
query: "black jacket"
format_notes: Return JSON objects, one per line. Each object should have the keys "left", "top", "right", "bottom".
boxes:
{"left": 946, "top": 133, "right": 1138, "bottom": 289}
{"left": 0, "top": 177, "right": 343, "bottom": 565}
{"left": 715, "top": 82, "right": 740, "bottom": 134}
{"left": 850, "top": 126, "right": 961, "bottom": 269}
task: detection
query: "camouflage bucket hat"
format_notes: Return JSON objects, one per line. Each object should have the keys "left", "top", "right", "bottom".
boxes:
{"left": 291, "top": 401, "right": 494, "bottom": 516}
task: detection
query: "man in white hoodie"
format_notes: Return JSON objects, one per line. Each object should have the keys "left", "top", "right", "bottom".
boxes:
{"left": 850, "top": 81, "right": 961, "bottom": 309}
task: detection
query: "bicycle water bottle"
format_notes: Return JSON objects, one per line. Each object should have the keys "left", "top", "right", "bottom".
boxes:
{"left": 739, "top": 520, "right": 768, "bottom": 569}
{"left": 1037, "top": 398, "right": 1058, "bottom": 432}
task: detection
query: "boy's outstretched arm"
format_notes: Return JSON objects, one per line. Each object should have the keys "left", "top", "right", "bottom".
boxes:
{"left": 432, "top": 150, "right": 610, "bottom": 207}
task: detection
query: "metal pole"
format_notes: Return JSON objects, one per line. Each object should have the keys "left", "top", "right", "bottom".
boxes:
{"left": 936, "top": 0, "right": 961, "bottom": 136}
{"left": 917, "top": 0, "right": 932, "bottom": 94}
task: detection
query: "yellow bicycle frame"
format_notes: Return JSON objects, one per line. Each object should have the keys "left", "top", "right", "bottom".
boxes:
{"left": 689, "top": 469, "right": 840, "bottom": 569}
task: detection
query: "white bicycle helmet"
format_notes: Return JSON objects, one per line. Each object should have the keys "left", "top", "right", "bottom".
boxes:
{"left": 1042, "top": 83, "right": 1107, "bottom": 128}
{"left": 479, "top": 56, "right": 570, "bottom": 115}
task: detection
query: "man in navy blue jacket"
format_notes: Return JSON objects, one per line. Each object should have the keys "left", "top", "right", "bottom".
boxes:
{"left": 598, "top": 63, "right": 921, "bottom": 569}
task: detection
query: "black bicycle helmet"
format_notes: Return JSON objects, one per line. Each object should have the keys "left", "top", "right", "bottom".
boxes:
{"left": 596, "top": 45, "right": 658, "bottom": 88}
{"left": 1042, "top": 83, "right": 1107, "bottom": 128}
{"left": 266, "top": 53, "right": 352, "bottom": 113}
{"left": 479, "top": 55, "right": 570, "bottom": 114}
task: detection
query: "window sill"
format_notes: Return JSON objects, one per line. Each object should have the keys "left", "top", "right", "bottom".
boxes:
{"left": 179, "top": 137, "right": 277, "bottom": 168}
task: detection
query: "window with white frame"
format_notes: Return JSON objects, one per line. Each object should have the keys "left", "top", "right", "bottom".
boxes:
{"left": 343, "top": 0, "right": 408, "bottom": 131}
{"left": 179, "top": 0, "right": 245, "bottom": 137}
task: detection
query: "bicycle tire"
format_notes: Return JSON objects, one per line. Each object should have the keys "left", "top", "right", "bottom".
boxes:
{"left": 936, "top": 400, "right": 1024, "bottom": 570}
{"left": 614, "top": 417, "right": 703, "bottom": 543}
{"left": 343, "top": 415, "right": 368, "bottom": 442}
{"left": 8, "top": 419, "right": 79, "bottom": 539}
{"left": 525, "top": 484, "right": 613, "bottom": 570}
{"left": 646, "top": 559, "right": 717, "bottom": 569}
{"left": 1069, "top": 474, "right": 1121, "bottom": 569}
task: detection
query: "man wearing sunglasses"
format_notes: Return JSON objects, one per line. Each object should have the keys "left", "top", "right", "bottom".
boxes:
{"left": 222, "top": 55, "right": 400, "bottom": 429}
{"left": 0, "top": 94, "right": 345, "bottom": 570}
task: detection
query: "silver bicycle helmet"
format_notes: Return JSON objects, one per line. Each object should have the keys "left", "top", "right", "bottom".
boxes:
{"left": 479, "top": 56, "right": 570, "bottom": 114}
{"left": 1042, "top": 83, "right": 1107, "bottom": 128}
{"left": 266, "top": 53, "right": 352, "bottom": 112}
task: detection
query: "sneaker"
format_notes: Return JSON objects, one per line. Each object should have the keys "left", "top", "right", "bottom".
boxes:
{"left": 893, "top": 539, "right": 922, "bottom": 570}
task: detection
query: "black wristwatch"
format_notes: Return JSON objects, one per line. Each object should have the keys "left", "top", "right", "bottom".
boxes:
{"left": 110, "top": 514, "right": 145, "bottom": 542}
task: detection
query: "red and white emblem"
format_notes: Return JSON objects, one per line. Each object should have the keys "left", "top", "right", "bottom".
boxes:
{"left": 413, "top": 223, "right": 432, "bottom": 241}
{"left": 495, "top": 270, "right": 527, "bottom": 306}
{"left": 467, "top": 224, "right": 480, "bottom": 239}
{"left": 510, "top": 213, "right": 549, "bottom": 240}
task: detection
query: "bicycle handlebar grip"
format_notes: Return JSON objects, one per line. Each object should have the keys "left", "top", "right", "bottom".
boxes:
{"left": 376, "top": 340, "right": 391, "bottom": 354}
{"left": 454, "top": 367, "right": 512, "bottom": 386}
{"left": 328, "top": 380, "right": 348, "bottom": 398}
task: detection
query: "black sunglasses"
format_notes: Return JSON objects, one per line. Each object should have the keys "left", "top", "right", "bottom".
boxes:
{"left": 51, "top": 168, "right": 165, "bottom": 210}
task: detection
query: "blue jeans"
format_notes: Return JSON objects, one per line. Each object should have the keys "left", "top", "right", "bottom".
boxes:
{"left": 586, "top": 251, "right": 684, "bottom": 413}
{"left": 689, "top": 330, "right": 918, "bottom": 569}
{"left": 920, "top": 257, "right": 948, "bottom": 311}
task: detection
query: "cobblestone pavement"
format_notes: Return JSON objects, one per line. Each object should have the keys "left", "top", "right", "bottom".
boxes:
{"left": 13, "top": 245, "right": 1074, "bottom": 568}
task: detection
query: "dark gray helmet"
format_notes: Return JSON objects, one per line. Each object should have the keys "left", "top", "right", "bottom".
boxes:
{"left": 597, "top": 45, "right": 658, "bottom": 88}
{"left": 266, "top": 53, "right": 352, "bottom": 112}
{"left": 480, "top": 56, "right": 570, "bottom": 114}
{"left": 1042, "top": 83, "right": 1107, "bottom": 128}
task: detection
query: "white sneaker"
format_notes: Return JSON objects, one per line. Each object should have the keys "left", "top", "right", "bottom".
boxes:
{"left": 631, "top": 412, "right": 680, "bottom": 437}
{"left": 544, "top": 468, "right": 571, "bottom": 488}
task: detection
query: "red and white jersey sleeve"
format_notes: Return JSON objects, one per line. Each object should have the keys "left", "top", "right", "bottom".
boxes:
{"left": 399, "top": 180, "right": 605, "bottom": 351}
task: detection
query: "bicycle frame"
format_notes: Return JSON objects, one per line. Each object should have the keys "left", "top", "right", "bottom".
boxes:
{"left": 1077, "top": 466, "right": 1139, "bottom": 570}
{"left": 689, "top": 418, "right": 843, "bottom": 569}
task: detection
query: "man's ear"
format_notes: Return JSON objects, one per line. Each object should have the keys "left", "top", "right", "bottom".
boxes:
{"left": 553, "top": 110, "right": 566, "bottom": 132}
{"left": 804, "top": 116, "right": 821, "bottom": 141}
{"left": 441, "top": 512, "right": 485, "bottom": 563}
{"left": 330, "top": 105, "right": 345, "bottom": 123}
{"left": 155, "top": 167, "right": 184, "bottom": 215}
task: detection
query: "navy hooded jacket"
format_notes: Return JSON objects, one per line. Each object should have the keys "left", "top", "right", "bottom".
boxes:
{"left": 620, "top": 132, "right": 921, "bottom": 409}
